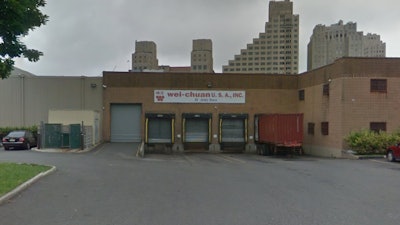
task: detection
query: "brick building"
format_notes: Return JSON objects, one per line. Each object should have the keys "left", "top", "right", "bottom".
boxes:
{"left": 103, "top": 57, "right": 400, "bottom": 157}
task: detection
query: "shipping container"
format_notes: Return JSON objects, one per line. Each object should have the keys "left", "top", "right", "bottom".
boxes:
{"left": 255, "top": 113, "right": 303, "bottom": 155}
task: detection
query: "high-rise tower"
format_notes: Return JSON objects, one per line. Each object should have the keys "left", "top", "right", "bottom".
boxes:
{"left": 307, "top": 20, "right": 386, "bottom": 71}
{"left": 131, "top": 41, "right": 159, "bottom": 71}
{"left": 223, "top": 0, "right": 299, "bottom": 74}
{"left": 191, "top": 39, "right": 213, "bottom": 73}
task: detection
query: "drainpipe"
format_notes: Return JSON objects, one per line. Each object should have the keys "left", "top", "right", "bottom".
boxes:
{"left": 81, "top": 76, "right": 86, "bottom": 110}
{"left": 20, "top": 75, "right": 26, "bottom": 126}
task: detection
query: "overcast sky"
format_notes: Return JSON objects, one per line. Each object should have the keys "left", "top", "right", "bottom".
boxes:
{"left": 13, "top": 0, "right": 400, "bottom": 76}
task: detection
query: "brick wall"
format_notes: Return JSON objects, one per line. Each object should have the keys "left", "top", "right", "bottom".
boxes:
{"left": 103, "top": 57, "right": 400, "bottom": 156}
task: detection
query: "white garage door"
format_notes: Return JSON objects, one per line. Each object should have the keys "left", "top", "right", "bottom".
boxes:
{"left": 111, "top": 104, "right": 141, "bottom": 142}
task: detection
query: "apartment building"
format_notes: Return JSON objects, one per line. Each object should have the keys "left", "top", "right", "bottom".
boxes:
{"left": 307, "top": 20, "right": 386, "bottom": 71}
{"left": 222, "top": 0, "right": 299, "bottom": 74}
{"left": 131, "top": 41, "right": 159, "bottom": 71}
{"left": 131, "top": 39, "right": 214, "bottom": 73}
{"left": 363, "top": 33, "right": 386, "bottom": 57}
{"left": 191, "top": 39, "right": 213, "bottom": 73}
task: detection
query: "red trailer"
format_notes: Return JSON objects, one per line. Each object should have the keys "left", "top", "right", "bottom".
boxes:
{"left": 255, "top": 113, "right": 303, "bottom": 155}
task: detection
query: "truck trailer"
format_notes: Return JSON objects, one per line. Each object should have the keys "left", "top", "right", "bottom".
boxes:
{"left": 255, "top": 113, "right": 303, "bottom": 155}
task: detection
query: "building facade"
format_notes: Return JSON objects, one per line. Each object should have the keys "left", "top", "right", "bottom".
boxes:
{"left": 0, "top": 74, "right": 103, "bottom": 130}
{"left": 131, "top": 41, "right": 159, "bottom": 71}
{"left": 363, "top": 33, "right": 386, "bottom": 57}
{"left": 191, "top": 39, "right": 213, "bottom": 73}
{"left": 3, "top": 58, "right": 400, "bottom": 157}
{"left": 222, "top": 0, "right": 299, "bottom": 74}
{"left": 103, "top": 57, "right": 400, "bottom": 157}
{"left": 307, "top": 20, "right": 386, "bottom": 71}
{"left": 131, "top": 39, "right": 214, "bottom": 73}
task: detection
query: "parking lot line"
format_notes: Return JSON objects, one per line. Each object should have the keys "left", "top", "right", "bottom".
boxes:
{"left": 216, "top": 154, "right": 247, "bottom": 164}
{"left": 93, "top": 144, "right": 107, "bottom": 155}
{"left": 182, "top": 154, "right": 195, "bottom": 165}
{"left": 370, "top": 159, "right": 388, "bottom": 164}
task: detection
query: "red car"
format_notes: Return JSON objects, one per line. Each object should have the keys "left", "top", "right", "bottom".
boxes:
{"left": 386, "top": 143, "right": 400, "bottom": 162}
{"left": 2, "top": 130, "right": 37, "bottom": 150}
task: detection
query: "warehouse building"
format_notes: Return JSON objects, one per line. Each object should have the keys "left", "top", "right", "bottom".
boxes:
{"left": 0, "top": 74, "right": 102, "bottom": 128}
{"left": 2, "top": 58, "right": 400, "bottom": 157}
{"left": 102, "top": 57, "right": 400, "bottom": 157}
{"left": 0, "top": 73, "right": 103, "bottom": 148}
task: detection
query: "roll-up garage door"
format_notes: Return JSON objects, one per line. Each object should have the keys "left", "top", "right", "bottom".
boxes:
{"left": 110, "top": 104, "right": 141, "bottom": 142}
{"left": 219, "top": 114, "right": 248, "bottom": 143}
{"left": 146, "top": 113, "right": 174, "bottom": 144}
{"left": 183, "top": 113, "right": 211, "bottom": 143}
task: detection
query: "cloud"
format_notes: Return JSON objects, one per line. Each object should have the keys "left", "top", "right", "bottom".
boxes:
{"left": 14, "top": 0, "right": 400, "bottom": 76}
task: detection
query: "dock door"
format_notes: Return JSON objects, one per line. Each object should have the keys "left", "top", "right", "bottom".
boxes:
{"left": 110, "top": 104, "right": 142, "bottom": 142}
{"left": 145, "top": 113, "right": 175, "bottom": 144}
{"left": 182, "top": 113, "right": 211, "bottom": 150}
{"left": 219, "top": 114, "right": 248, "bottom": 151}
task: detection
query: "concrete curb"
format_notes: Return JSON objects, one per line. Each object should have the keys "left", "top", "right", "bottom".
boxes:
{"left": 0, "top": 166, "right": 57, "bottom": 205}
{"left": 341, "top": 150, "right": 386, "bottom": 160}
{"left": 136, "top": 142, "right": 145, "bottom": 158}
{"left": 32, "top": 142, "right": 104, "bottom": 154}
{"left": 356, "top": 155, "right": 385, "bottom": 160}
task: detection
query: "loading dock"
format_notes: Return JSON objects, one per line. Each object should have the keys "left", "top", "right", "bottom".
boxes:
{"left": 110, "top": 104, "right": 141, "bottom": 142}
{"left": 182, "top": 113, "right": 211, "bottom": 150}
{"left": 219, "top": 114, "right": 248, "bottom": 151}
{"left": 145, "top": 113, "right": 175, "bottom": 145}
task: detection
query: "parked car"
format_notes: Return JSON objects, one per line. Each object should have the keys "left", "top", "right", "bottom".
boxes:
{"left": 386, "top": 143, "right": 400, "bottom": 162}
{"left": 1, "top": 130, "right": 37, "bottom": 150}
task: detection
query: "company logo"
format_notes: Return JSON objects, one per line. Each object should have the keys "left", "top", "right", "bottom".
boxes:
{"left": 155, "top": 91, "right": 165, "bottom": 102}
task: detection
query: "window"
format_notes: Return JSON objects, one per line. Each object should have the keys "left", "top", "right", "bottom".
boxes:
{"left": 321, "top": 122, "right": 329, "bottom": 135}
{"left": 370, "top": 79, "right": 387, "bottom": 93}
{"left": 323, "top": 84, "right": 329, "bottom": 96}
{"left": 308, "top": 123, "right": 315, "bottom": 135}
{"left": 370, "top": 122, "right": 386, "bottom": 132}
{"left": 298, "top": 90, "right": 305, "bottom": 101}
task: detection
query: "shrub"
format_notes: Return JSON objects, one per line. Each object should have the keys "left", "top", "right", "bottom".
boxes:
{"left": 345, "top": 129, "right": 400, "bottom": 155}
{"left": 0, "top": 126, "right": 38, "bottom": 140}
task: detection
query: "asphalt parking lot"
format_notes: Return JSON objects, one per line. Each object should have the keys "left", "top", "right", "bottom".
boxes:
{"left": 1, "top": 143, "right": 400, "bottom": 225}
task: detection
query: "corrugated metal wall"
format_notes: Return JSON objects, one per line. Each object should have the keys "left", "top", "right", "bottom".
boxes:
{"left": 0, "top": 75, "right": 103, "bottom": 127}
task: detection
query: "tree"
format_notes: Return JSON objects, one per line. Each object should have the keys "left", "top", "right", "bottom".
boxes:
{"left": 0, "top": 0, "right": 48, "bottom": 79}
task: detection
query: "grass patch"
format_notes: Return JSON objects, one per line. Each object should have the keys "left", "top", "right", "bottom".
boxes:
{"left": 0, "top": 162, "right": 52, "bottom": 196}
